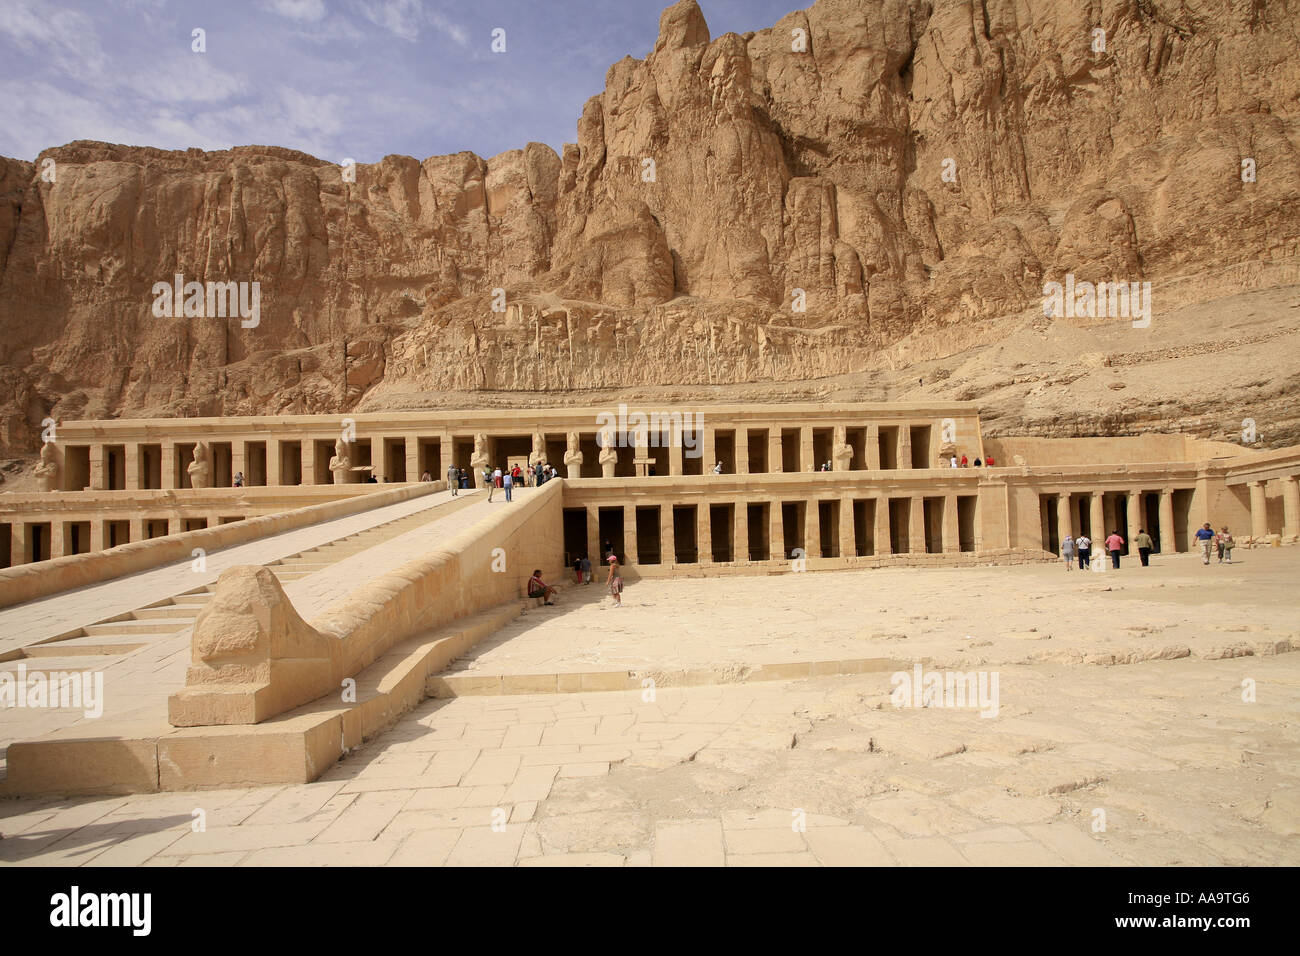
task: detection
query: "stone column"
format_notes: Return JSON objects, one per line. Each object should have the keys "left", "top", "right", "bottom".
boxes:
{"left": 943, "top": 494, "right": 960, "bottom": 553}
{"left": 735, "top": 430, "right": 750, "bottom": 474}
{"left": 1249, "top": 480, "right": 1268, "bottom": 541}
{"left": 768, "top": 431, "right": 783, "bottom": 474}
{"left": 805, "top": 498, "right": 822, "bottom": 558}
{"left": 90, "top": 444, "right": 107, "bottom": 490}
{"left": 1159, "top": 489, "right": 1176, "bottom": 552}
{"left": 866, "top": 424, "right": 881, "bottom": 471}
{"left": 403, "top": 435, "right": 420, "bottom": 483}
{"left": 129, "top": 516, "right": 144, "bottom": 546}
{"left": 161, "top": 443, "right": 177, "bottom": 490}
{"left": 586, "top": 503, "right": 601, "bottom": 565}
{"left": 800, "top": 427, "right": 814, "bottom": 472}
{"left": 735, "top": 501, "right": 750, "bottom": 561}
{"left": 769, "top": 501, "right": 785, "bottom": 560}
{"left": 50, "top": 521, "right": 67, "bottom": 559}
{"left": 660, "top": 504, "right": 675, "bottom": 565}
{"left": 839, "top": 495, "right": 855, "bottom": 558}
{"left": 11, "top": 527, "right": 25, "bottom": 566}
{"left": 231, "top": 441, "right": 246, "bottom": 486}
{"left": 1282, "top": 476, "right": 1300, "bottom": 541}
{"left": 1125, "top": 490, "right": 1141, "bottom": 553}
{"left": 669, "top": 439, "right": 683, "bottom": 477}
{"left": 90, "top": 520, "right": 104, "bottom": 552}
{"left": 898, "top": 427, "right": 912, "bottom": 470}
{"left": 701, "top": 428, "right": 716, "bottom": 474}
{"left": 634, "top": 431, "right": 650, "bottom": 478}
{"left": 623, "top": 505, "right": 638, "bottom": 565}
{"left": 697, "top": 502, "right": 712, "bottom": 564}
{"left": 301, "top": 441, "right": 317, "bottom": 486}
{"left": 1089, "top": 493, "right": 1105, "bottom": 544}
{"left": 1056, "top": 494, "right": 1073, "bottom": 541}
{"left": 874, "top": 496, "right": 891, "bottom": 555}
{"left": 125, "top": 442, "right": 141, "bottom": 490}
{"left": 909, "top": 496, "right": 925, "bottom": 553}
{"left": 267, "top": 439, "right": 284, "bottom": 486}
{"left": 440, "top": 437, "right": 454, "bottom": 479}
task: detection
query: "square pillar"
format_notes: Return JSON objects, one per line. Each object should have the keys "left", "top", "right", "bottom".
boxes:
{"left": 50, "top": 521, "right": 67, "bottom": 559}
{"left": 805, "top": 498, "right": 822, "bottom": 557}
{"left": 1125, "top": 490, "right": 1141, "bottom": 551}
{"left": 669, "top": 441, "right": 683, "bottom": 477}
{"left": 129, "top": 516, "right": 145, "bottom": 545}
{"left": 660, "top": 505, "right": 675, "bottom": 565}
{"left": 898, "top": 427, "right": 912, "bottom": 470}
{"left": 697, "top": 502, "right": 713, "bottom": 564}
{"left": 623, "top": 505, "right": 638, "bottom": 565}
{"left": 405, "top": 435, "right": 421, "bottom": 483}
{"left": 769, "top": 501, "right": 785, "bottom": 561}
{"left": 735, "top": 430, "right": 750, "bottom": 474}
{"left": 268, "top": 439, "right": 284, "bottom": 486}
{"left": 768, "top": 431, "right": 783, "bottom": 474}
{"left": 301, "top": 441, "right": 317, "bottom": 486}
{"left": 701, "top": 428, "right": 716, "bottom": 474}
{"left": 800, "top": 427, "right": 814, "bottom": 473}
{"left": 1089, "top": 493, "right": 1105, "bottom": 545}
{"left": 735, "top": 501, "right": 750, "bottom": 561}
{"left": 943, "top": 494, "right": 960, "bottom": 553}
{"left": 161, "top": 443, "right": 177, "bottom": 490}
{"left": 1159, "top": 489, "right": 1176, "bottom": 552}
{"left": 1250, "top": 480, "right": 1269, "bottom": 540}
{"left": 11, "top": 528, "right": 24, "bottom": 567}
{"left": 866, "top": 424, "right": 881, "bottom": 470}
{"left": 89, "top": 520, "right": 104, "bottom": 552}
{"left": 586, "top": 503, "right": 601, "bottom": 565}
{"left": 874, "top": 495, "right": 890, "bottom": 555}
{"left": 839, "top": 494, "right": 855, "bottom": 558}
{"left": 909, "top": 495, "right": 924, "bottom": 553}
{"left": 125, "top": 442, "right": 141, "bottom": 489}
{"left": 1282, "top": 476, "right": 1300, "bottom": 541}
{"left": 231, "top": 442, "right": 247, "bottom": 486}
{"left": 90, "top": 444, "right": 107, "bottom": 490}
{"left": 440, "top": 437, "right": 454, "bottom": 478}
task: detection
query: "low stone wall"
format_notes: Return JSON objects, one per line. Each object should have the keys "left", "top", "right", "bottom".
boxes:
{"left": 169, "top": 479, "right": 566, "bottom": 726}
{"left": 0, "top": 482, "right": 444, "bottom": 610}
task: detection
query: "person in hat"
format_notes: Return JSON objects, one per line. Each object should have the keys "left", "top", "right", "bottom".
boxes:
{"left": 605, "top": 554, "right": 623, "bottom": 607}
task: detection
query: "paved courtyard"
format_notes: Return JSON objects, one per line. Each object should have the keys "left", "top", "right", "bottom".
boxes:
{"left": 2, "top": 546, "right": 1297, "bottom": 866}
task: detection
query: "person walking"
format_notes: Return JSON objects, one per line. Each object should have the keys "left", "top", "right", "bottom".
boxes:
{"left": 573, "top": 555, "right": 583, "bottom": 585}
{"left": 484, "top": 468, "right": 495, "bottom": 502}
{"left": 1105, "top": 530, "right": 1124, "bottom": 569}
{"left": 1134, "top": 528, "right": 1154, "bottom": 566}
{"left": 1195, "top": 523, "right": 1215, "bottom": 565}
{"left": 503, "top": 468, "right": 513, "bottom": 502}
{"left": 605, "top": 554, "right": 623, "bottom": 608}
{"left": 580, "top": 554, "right": 592, "bottom": 584}
{"left": 447, "top": 462, "right": 459, "bottom": 495}
{"left": 1075, "top": 533, "right": 1091, "bottom": 570}
{"left": 1061, "top": 533, "right": 1075, "bottom": 571}
{"left": 1218, "top": 527, "right": 1235, "bottom": 564}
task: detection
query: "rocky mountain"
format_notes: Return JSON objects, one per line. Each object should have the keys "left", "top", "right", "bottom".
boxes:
{"left": 1, "top": 0, "right": 1298, "bottom": 460}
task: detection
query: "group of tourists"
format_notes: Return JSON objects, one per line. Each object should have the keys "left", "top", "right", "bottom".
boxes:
{"left": 1060, "top": 529, "right": 1151, "bottom": 570}
{"left": 527, "top": 546, "right": 624, "bottom": 609}
{"left": 1194, "top": 523, "right": 1235, "bottom": 565}
{"left": 949, "top": 454, "right": 993, "bottom": 468}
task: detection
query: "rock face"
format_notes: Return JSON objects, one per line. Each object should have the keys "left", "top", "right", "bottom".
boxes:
{"left": 2, "top": 0, "right": 1299, "bottom": 456}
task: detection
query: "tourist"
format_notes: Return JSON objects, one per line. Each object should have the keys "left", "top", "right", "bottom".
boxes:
{"left": 1105, "top": 530, "right": 1124, "bottom": 569}
{"left": 573, "top": 555, "right": 583, "bottom": 584}
{"left": 459, "top": 468, "right": 469, "bottom": 489}
{"left": 606, "top": 554, "right": 623, "bottom": 607}
{"left": 974, "top": 457, "right": 982, "bottom": 467}
{"left": 1218, "top": 527, "right": 1235, "bottom": 564}
{"left": 484, "top": 469, "right": 495, "bottom": 501}
{"left": 603, "top": 539, "right": 613, "bottom": 561}
{"left": 493, "top": 467, "right": 502, "bottom": 488}
{"left": 526, "top": 569, "right": 557, "bottom": 606}
{"left": 713, "top": 461, "right": 723, "bottom": 474}
{"left": 233, "top": 471, "right": 245, "bottom": 487}
{"left": 580, "top": 554, "right": 592, "bottom": 584}
{"left": 534, "top": 462, "right": 544, "bottom": 486}
{"left": 511, "top": 463, "right": 523, "bottom": 485}
{"left": 950, "top": 455, "right": 958, "bottom": 468}
{"left": 546, "top": 463, "right": 556, "bottom": 481}
{"left": 986, "top": 454, "right": 995, "bottom": 467}
{"left": 960, "top": 454, "right": 969, "bottom": 467}
{"left": 1076, "top": 532, "right": 1091, "bottom": 570}
{"left": 1134, "top": 528, "right": 1154, "bottom": 566}
{"left": 447, "top": 462, "right": 459, "bottom": 495}
{"left": 503, "top": 468, "right": 513, "bottom": 502}
{"left": 1061, "top": 533, "right": 1075, "bottom": 571}
{"left": 1195, "top": 523, "right": 1215, "bottom": 565}
{"left": 420, "top": 471, "right": 432, "bottom": 482}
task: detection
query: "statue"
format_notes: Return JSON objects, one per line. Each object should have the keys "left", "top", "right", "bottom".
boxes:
{"left": 597, "top": 426, "right": 618, "bottom": 478}
{"left": 34, "top": 441, "right": 61, "bottom": 492}
{"left": 187, "top": 441, "right": 213, "bottom": 489}
{"left": 831, "top": 425, "right": 853, "bottom": 472}
{"left": 470, "top": 433, "right": 491, "bottom": 488}
{"left": 328, "top": 438, "right": 352, "bottom": 484}
{"left": 528, "top": 432, "right": 546, "bottom": 468}
{"left": 563, "top": 431, "right": 584, "bottom": 479}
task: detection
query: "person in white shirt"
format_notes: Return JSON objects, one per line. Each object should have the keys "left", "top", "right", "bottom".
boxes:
{"left": 950, "top": 456, "right": 957, "bottom": 468}
{"left": 1075, "top": 534, "right": 1092, "bottom": 570}
{"left": 713, "top": 461, "right": 723, "bottom": 474}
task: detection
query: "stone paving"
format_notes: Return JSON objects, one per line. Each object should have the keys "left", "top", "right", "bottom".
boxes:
{"left": 2, "top": 546, "right": 1297, "bottom": 867}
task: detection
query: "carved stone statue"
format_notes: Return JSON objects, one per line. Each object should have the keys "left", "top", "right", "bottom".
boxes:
{"left": 187, "top": 441, "right": 213, "bottom": 489}
{"left": 563, "top": 431, "right": 584, "bottom": 479}
{"left": 328, "top": 438, "right": 352, "bottom": 484}
{"left": 597, "top": 426, "right": 618, "bottom": 478}
{"left": 528, "top": 432, "right": 546, "bottom": 467}
{"left": 470, "top": 433, "right": 491, "bottom": 487}
{"left": 831, "top": 425, "right": 853, "bottom": 472}
{"left": 34, "top": 441, "right": 61, "bottom": 492}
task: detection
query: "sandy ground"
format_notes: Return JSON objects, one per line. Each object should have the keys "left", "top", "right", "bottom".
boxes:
{"left": 1, "top": 547, "right": 1296, "bottom": 866}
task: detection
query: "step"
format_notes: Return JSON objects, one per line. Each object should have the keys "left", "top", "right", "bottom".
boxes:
{"left": 82, "top": 620, "right": 186, "bottom": 637}
{"left": 131, "top": 606, "right": 203, "bottom": 620}
{"left": 23, "top": 636, "right": 149, "bottom": 658}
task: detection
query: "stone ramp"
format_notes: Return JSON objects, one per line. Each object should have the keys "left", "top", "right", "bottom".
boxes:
{"left": 0, "top": 489, "right": 502, "bottom": 777}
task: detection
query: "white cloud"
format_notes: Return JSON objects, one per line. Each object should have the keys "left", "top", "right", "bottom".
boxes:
{"left": 350, "top": 0, "right": 467, "bottom": 46}
{"left": 0, "top": 0, "right": 107, "bottom": 80}
{"left": 264, "top": 0, "right": 328, "bottom": 22}
{"left": 122, "top": 55, "right": 248, "bottom": 104}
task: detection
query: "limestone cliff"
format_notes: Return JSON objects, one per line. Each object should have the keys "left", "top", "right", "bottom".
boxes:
{"left": 1, "top": 0, "right": 1298, "bottom": 458}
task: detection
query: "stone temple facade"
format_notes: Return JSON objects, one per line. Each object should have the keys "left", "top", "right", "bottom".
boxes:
{"left": 1, "top": 401, "right": 1297, "bottom": 797}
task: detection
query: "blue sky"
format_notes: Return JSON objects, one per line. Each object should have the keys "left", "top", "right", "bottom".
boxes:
{"left": 0, "top": 0, "right": 802, "bottom": 163}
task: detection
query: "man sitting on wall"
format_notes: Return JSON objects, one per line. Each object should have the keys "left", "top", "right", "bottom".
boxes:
{"left": 527, "top": 569, "right": 557, "bottom": 606}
